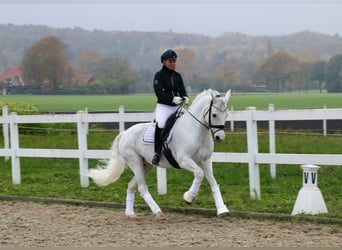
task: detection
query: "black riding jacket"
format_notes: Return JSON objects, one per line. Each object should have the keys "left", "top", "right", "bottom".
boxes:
{"left": 153, "top": 65, "right": 188, "bottom": 106}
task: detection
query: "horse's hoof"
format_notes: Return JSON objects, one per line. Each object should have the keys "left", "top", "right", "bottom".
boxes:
{"left": 153, "top": 211, "right": 166, "bottom": 221}
{"left": 217, "top": 205, "right": 230, "bottom": 217}
{"left": 126, "top": 214, "right": 139, "bottom": 220}
{"left": 217, "top": 211, "right": 230, "bottom": 218}
{"left": 183, "top": 191, "right": 196, "bottom": 204}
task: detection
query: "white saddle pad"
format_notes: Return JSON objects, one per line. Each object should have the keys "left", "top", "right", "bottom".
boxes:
{"left": 141, "top": 123, "right": 174, "bottom": 144}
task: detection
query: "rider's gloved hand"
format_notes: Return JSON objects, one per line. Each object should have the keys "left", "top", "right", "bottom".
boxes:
{"left": 183, "top": 96, "right": 189, "bottom": 104}
{"left": 172, "top": 96, "right": 183, "bottom": 105}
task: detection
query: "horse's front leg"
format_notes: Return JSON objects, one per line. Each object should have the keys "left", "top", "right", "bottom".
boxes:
{"left": 184, "top": 176, "right": 202, "bottom": 204}
{"left": 180, "top": 158, "right": 204, "bottom": 204}
{"left": 202, "top": 160, "right": 230, "bottom": 217}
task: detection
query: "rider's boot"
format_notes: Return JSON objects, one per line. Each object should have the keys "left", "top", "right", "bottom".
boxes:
{"left": 152, "top": 125, "right": 162, "bottom": 165}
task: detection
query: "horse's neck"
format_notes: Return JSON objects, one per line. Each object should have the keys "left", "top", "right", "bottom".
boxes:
{"left": 188, "top": 96, "right": 210, "bottom": 122}
{"left": 181, "top": 101, "right": 211, "bottom": 136}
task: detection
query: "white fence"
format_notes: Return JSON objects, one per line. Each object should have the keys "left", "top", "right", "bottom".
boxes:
{"left": 1, "top": 105, "right": 342, "bottom": 200}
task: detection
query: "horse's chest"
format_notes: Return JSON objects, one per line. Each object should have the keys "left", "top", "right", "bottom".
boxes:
{"left": 194, "top": 138, "right": 213, "bottom": 160}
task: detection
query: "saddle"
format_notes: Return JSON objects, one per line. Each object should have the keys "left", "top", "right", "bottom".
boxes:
{"left": 141, "top": 107, "right": 184, "bottom": 168}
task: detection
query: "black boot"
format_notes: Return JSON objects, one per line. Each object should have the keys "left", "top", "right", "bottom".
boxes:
{"left": 152, "top": 125, "right": 162, "bottom": 165}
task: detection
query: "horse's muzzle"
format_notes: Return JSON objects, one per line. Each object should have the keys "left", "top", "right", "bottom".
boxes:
{"left": 214, "top": 135, "right": 224, "bottom": 143}
{"left": 213, "top": 130, "right": 225, "bottom": 143}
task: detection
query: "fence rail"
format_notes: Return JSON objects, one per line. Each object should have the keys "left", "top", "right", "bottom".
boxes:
{"left": 1, "top": 105, "right": 342, "bottom": 199}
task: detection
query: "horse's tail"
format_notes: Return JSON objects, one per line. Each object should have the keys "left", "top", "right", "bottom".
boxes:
{"left": 87, "top": 133, "right": 126, "bottom": 186}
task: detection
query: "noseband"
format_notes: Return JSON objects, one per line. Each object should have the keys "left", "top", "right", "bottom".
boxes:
{"left": 204, "top": 100, "right": 227, "bottom": 137}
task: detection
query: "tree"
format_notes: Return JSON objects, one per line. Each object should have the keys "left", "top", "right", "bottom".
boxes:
{"left": 22, "top": 36, "right": 68, "bottom": 90}
{"left": 290, "top": 53, "right": 321, "bottom": 92}
{"left": 75, "top": 50, "right": 102, "bottom": 74}
{"left": 325, "top": 54, "right": 342, "bottom": 93}
{"left": 95, "top": 54, "right": 138, "bottom": 94}
{"left": 212, "top": 58, "right": 240, "bottom": 92}
{"left": 254, "top": 51, "right": 299, "bottom": 92}
{"left": 310, "top": 60, "right": 327, "bottom": 92}
{"left": 173, "top": 46, "right": 196, "bottom": 83}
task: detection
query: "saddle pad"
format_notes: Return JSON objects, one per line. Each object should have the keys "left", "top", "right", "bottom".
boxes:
{"left": 141, "top": 124, "right": 174, "bottom": 144}
{"left": 142, "top": 124, "right": 156, "bottom": 144}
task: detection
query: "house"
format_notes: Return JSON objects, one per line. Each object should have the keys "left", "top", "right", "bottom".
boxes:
{"left": 0, "top": 66, "right": 95, "bottom": 94}
{"left": 70, "top": 72, "right": 95, "bottom": 86}
{"left": 0, "top": 66, "right": 26, "bottom": 86}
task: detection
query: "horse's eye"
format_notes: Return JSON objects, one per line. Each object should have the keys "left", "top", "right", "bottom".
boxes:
{"left": 213, "top": 114, "right": 217, "bottom": 118}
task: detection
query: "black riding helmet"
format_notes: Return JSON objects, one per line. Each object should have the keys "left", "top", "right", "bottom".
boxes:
{"left": 160, "top": 49, "right": 178, "bottom": 63}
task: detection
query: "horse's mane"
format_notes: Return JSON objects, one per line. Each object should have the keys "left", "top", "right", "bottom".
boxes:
{"left": 189, "top": 89, "right": 228, "bottom": 114}
{"left": 190, "top": 89, "right": 220, "bottom": 107}
{"left": 191, "top": 89, "right": 211, "bottom": 106}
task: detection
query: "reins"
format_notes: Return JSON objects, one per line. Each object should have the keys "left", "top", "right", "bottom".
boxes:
{"left": 183, "top": 97, "right": 227, "bottom": 137}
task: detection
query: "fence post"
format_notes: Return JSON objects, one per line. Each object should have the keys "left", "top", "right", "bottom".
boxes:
{"left": 77, "top": 110, "right": 89, "bottom": 187}
{"left": 246, "top": 106, "right": 260, "bottom": 199}
{"left": 2, "top": 105, "right": 9, "bottom": 161}
{"left": 269, "top": 104, "right": 276, "bottom": 178}
{"left": 229, "top": 106, "right": 234, "bottom": 132}
{"left": 9, "top": 112, "right": 20, "bottom": 184}
{"left": 119, "top": 105, "right": 125, "bottom": 132}
{"left": 157, "top": 167, "right": 167, "bottom": 195}
{"left": 323, "top": 105, "right": 327, "bottom": 136}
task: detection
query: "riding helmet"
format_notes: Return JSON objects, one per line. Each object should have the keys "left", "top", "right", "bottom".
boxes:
{"left": 160, "top": 49, "right": 178, "bottom": 63}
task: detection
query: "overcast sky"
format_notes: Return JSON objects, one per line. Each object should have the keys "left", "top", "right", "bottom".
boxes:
{"left": 0, "top": 0, "right": 341, "bottom": 37}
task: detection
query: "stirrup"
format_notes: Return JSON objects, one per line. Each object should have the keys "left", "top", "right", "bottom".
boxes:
{"left": 152, "top": 153, "right": 160, "bottom": 165}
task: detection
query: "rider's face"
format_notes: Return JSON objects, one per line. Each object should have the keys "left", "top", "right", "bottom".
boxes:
{"left": 163, "top": 59, "right": 177, "bottom": 70}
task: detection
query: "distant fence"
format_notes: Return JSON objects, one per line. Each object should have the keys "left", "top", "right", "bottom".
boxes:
{"left": 1, "top": 105, "right": 342, "bottom": 200}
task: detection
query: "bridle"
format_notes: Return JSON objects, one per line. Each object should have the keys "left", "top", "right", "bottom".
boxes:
{"left": 184, "top": 97, "right": 228, "bottom": 138}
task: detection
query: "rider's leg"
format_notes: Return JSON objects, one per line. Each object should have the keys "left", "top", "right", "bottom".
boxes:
{"left": 152, "top": 124, "right": 162, "bottom": 165}
{"left": 153, "top": 103, "right": 178, "bottom": 165}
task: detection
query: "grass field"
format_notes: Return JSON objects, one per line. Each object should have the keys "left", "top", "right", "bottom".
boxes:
{"left": 2, "top": 92, "right": 342, "bottom": 112}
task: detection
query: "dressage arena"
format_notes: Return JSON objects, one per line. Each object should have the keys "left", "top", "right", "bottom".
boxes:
{"left": 0, "top": 201, "right": 341, "bottom": 247}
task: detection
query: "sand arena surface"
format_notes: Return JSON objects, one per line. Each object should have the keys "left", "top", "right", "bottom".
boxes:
{"left": 0, "top": 201, "right": 341, "bottom": 247}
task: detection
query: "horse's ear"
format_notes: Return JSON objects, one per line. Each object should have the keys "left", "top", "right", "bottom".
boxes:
{"left": 224, "top": 89, "right": 231, "bottom": 103}
{"left": 210, "top": 89, "right": 215, "bottom": 99}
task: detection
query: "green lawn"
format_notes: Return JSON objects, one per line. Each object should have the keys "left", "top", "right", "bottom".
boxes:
{"left": 1, "top": 92, "right": 342, "bottom": 112}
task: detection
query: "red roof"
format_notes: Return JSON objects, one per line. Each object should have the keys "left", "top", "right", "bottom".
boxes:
{"left": 71, "top": 72, "right": 95, "bottom": 85}
{"left": 0, "top": 66, "right": 94, "bottom": 86}
{"left": 0, "top": 66, "right": 23, "bottom": 82}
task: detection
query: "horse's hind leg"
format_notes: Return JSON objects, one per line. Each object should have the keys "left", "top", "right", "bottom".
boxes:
{"left": 125, "top": 178, "right": 137, "bottom": 218}
{"left": 126, "top": 161, "right": 162, "bottom": 218}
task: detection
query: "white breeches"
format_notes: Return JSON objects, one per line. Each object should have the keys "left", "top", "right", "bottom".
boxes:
{"left": 155, "top": 103, "right": 179, "bottom": 128}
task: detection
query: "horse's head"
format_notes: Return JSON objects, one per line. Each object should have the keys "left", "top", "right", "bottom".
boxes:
{"left": 188, "top": 89, "right": 231, "bottom": 143}
{"left": 204, "top": 89, "right": 231, "bottom": 142}
{"left": 187, "top": 89, "right": 231, "bottom": 142}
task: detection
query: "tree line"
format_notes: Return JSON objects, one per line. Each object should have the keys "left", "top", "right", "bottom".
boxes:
{"left": 16, "top": 35, "right": 342, "bottom": 94}
{"left": 1, "top": 24, "right": 342, "bottom": 94}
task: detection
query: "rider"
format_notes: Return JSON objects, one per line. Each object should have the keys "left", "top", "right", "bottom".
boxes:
{"left": 152, "top": 49, "right": 189, "bottom": 165}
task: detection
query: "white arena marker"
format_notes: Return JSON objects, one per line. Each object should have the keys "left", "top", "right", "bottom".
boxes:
{"left": 292, "top": 164, "right": 328, "bottom": 215}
